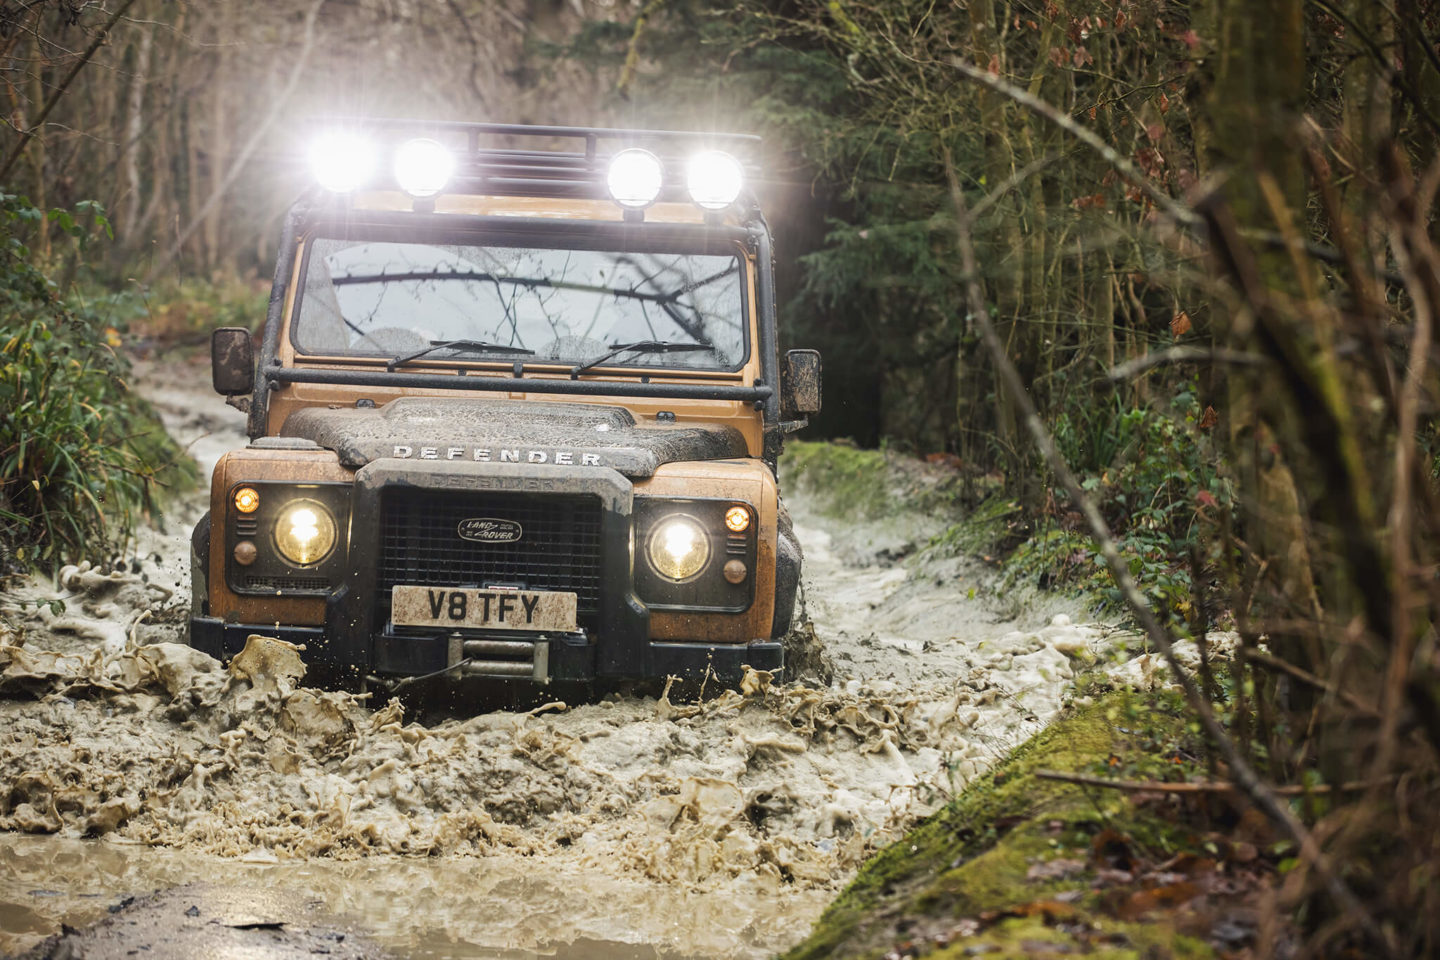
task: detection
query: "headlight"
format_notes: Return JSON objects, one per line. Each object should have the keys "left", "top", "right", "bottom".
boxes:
{"left": 606, "top": 148, "right": 664, "bottom": 208}
{"left": 274, "top": 500, "right": 337, "bottom": 566}
{"left": 394, "top": 138, "right": 454, "bottom": 198}
{"left": 646, "top": 515, "right": 711, "bottom": 581}
{"left": 685, "top": 150, "right": 744, "bottom": 210}
{"left": 308, "top": 132, "right": 377, "bottom": 193}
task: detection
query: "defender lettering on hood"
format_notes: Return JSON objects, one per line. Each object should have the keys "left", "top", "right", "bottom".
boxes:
{"left": 392, "top": 445, "right": 603, "bottom": 466}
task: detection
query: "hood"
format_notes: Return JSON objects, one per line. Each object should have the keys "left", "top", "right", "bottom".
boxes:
{"left": 279, "top": 397, "right": 749, "bottom": 478}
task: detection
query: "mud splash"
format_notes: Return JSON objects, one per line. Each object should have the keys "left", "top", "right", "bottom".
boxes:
{"left": 0, "top": 353, "right": 1144, "bottom": 958}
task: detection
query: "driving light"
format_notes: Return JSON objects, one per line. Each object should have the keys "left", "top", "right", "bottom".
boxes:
{"left": 233, "top": 486, "right": 260, "bottom": 514}
{"left": 274, "top": 500, "right": 337, "bottom": 566}
{"left": 394, "top": 138, "right": 455, "bottom": 198}
{"left": 685, "top": 150, "right": 744, "bottom": 210}
{"left": 724, "top": 505, "right": 751, "bottom": 533}
{"left": 606, "top": 148, "right": 664, "bottom": 208}
{"left": 308, "top": 132, "right": 377, "bottom": 193}
{"left": 646, "top": 515, "right": 711, "bottom": 581}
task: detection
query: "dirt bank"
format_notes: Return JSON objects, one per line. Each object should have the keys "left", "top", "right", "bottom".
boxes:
{"left": 0, "top": 352, "right": 1141, "bottom": 959}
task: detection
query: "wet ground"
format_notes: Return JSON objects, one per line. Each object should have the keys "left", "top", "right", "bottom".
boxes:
{"left": 0, "top": 353, "right": 1139, "bottom": 959}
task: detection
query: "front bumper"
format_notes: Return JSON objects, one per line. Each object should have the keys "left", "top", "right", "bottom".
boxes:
{"left": 191, "top": 460, "right": 785, "bottom": 686}
{"left": 188, "top": 617, "right": 782, "bottom": 685}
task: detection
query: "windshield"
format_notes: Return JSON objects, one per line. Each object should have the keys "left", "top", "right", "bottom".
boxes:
{"left": 291, "top": 237, "right": 748, "bottom": 371}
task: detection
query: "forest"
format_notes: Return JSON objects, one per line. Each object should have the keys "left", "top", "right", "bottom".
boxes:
{"left": 2, "top": 0, "right": 1440, "bottom": 957}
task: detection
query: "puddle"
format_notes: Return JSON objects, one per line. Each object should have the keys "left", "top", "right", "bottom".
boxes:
{"left": 0, "top": 833, "right": 818, "bottom": 958}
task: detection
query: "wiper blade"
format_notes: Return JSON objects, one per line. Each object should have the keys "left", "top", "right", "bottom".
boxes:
{"left": 387, "top": 339, "right": 535, "bottom": 372}
{"left": 568, "top": 340, "right": 715, "bottom": 379}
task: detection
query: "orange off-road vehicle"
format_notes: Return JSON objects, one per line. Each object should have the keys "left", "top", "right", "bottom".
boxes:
{"left": 189, "top": 120, "right": 820, "bottom": 691}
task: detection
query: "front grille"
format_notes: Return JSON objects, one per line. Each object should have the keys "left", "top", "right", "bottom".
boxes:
{"left": 376, "top": 489, "right": 604, "bottom": 630}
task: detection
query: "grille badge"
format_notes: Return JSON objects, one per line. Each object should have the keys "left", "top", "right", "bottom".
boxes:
{"left": 457, "top": 517, "right": 524, "bottom": 543}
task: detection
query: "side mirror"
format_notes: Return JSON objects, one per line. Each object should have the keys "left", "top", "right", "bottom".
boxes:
{"left": 780, "top": 348, "right": 822, "bottom": 419}
{"left": 211, "top": 327, "right": 254, "bottom": 396}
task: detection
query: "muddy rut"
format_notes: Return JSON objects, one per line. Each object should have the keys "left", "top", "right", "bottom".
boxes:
{"left": 0, "top": 354, "right": 1138, "bottom": 959}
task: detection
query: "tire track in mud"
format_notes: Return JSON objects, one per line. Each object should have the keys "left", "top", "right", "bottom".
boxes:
{"left": 0, "top": 354, "right": 1137, "bottom": 959}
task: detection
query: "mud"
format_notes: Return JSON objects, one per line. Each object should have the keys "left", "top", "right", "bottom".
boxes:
{"left": 0, "top": 353, "right": 1150, "bottom": 959}
{"left": 14, "top": 881, "right": 391, "bottom": 960}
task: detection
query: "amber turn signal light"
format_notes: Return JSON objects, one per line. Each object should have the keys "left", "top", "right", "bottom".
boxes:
{"left": 234, "top": 486, "right": 260, "bottom": 514}
{"left": 724, "top": 505, "right": 751, "bottom": 533}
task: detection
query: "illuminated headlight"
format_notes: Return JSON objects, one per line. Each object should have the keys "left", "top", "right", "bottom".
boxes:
{"left": 685, "top": 151, "right": 744, "bottom": 210}
{"left": 274, "top": 500, "right": 337, "bottom": 566}
{"left": 394, "top": 138, "right": 455, "bottom": 198}
{"left": 646, "top": 515, "right": 711, "bottom": 582}
{"left": 606, "top": 148, "right": 664, "bottom": 208}
{"left": 308, "top": 132, "right": 377, "bottom": 193}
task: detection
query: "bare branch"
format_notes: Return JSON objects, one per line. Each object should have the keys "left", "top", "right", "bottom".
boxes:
{"left": 0, "top": 0, "right": 143, "bottom": 184}
{"left": 1107, "top": 346, "right": 1266, "bottom": 381}
{"left": 942, "top": 154, "right": 1391, "bottom": 954}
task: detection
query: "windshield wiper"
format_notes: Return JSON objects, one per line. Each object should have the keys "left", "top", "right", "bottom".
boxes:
{"left": 387, "top": 339, "right": 535, "bottom": 372}
{"left": 568, "top": 340, "right": 716, "bottom": 379}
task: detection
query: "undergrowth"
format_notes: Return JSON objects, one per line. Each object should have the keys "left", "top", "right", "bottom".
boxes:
{"left": 1003, "top": 391, "right": 1231, "bottom": 623}
{"left": 786, "top": 387, "right": 1229, "bottom": 626}
{"left": 0, "top": 194, "right": 198, "bottom": 569}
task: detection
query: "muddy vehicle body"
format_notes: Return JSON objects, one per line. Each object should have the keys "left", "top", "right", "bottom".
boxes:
{"left": 189, "top": 120, "right": 820, "bottom": 691}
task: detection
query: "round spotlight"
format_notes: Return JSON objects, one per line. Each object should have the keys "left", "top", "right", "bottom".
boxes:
{"left": 646, "top": 515, "right": 711, "bottom": 582}
{"left": 274, "top": 500, "right": 337, "bottom": 566}
{"left": 724, "top": 505, "right": 751, "bottom": 533}
{"left": 394, "top": 138, "right": 455, "bottom": 198}
{"left": 686, "top": 150, "right": 744, "bottom": 210}
{"left": 308, "top": 132, "right": 377, "bottom": 194}
{"left": 606, "top": 148, "right": 664, "bottom": 209}
{"left": 233, "top": 486, "right": 260, "bottom": 514}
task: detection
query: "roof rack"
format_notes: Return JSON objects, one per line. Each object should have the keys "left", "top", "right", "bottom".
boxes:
{"left": 316, "top": 117, "right": 762, "bottom": 204}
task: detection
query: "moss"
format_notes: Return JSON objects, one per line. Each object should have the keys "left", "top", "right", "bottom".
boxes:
{"left": 782, "top": 692, "right": 1218, "bottom": 960}
{"left": 923, "top": 915, "right": 1213, "bottom": 960}
{"left": 923, "top": 494, "right": 1021, "bottom": 558}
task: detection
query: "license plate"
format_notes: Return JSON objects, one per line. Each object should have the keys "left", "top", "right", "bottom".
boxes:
{"left": 391, "top": 586, "right": 577, "bottom": 632}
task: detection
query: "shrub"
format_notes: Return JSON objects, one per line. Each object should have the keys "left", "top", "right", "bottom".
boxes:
{"left": 0, "top": 195, "right": 196, "bottom": 568}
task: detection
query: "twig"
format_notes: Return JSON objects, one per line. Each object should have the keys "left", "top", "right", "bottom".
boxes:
{"left": 0, "top": 0, "right": 143, "bottom": 184}
{"left": 1035, "top": 769, "right": 1397, "bottom": 796}
{"left": 942, "top": 156, "right": 1391, "bottom": 954}
{"left": 947, "top": 58, "right": 1408, "bottom": 286}
{"left": 949, "top": 58, "right": 1197, "bottom": 228}
{"left": 1241, "top": 648, "right": 1380, "bottom": 718}
{"left": 1107, "top": 346, "right": 1265, "bottom": 380}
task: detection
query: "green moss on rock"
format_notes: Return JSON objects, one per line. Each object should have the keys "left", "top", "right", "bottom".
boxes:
{"left": 783, "top": 692, "right": 1216, "bottom": 960}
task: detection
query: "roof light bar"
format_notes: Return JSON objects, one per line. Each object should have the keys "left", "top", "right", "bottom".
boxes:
{"left": 393, "top": 138, "right": 455, "bottom": 198}
{"left": 308, "top": 132, "right": 377, "bottom": 194}
{"left": 686, "top": 150, "right": 744, "bottom": 210}
{"left": 606, "top": 148, "right": 664, "bottom": 209}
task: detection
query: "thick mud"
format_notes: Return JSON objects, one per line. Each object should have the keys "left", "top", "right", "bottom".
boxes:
{"left": 0, "top": 354, "right": 1143, "bottom": 959}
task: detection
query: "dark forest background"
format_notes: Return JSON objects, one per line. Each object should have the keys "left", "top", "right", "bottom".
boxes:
{"left": 5, "top": 0, "right": 1440, "bottom": 953}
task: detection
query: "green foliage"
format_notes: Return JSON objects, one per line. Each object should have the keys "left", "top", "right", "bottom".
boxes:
{"left": 0, "top": 194, "right": 197, "bottom": 568}
{"left": 1006, "top": 392, "right": 1230, "bottom": 620}
{"left": 780, "top": 440, "right": 969, "bottom": 521}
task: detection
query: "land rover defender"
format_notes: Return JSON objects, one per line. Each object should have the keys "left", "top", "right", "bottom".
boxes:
{"left": 189, "top": 120, "right": 819, "bottom": 690}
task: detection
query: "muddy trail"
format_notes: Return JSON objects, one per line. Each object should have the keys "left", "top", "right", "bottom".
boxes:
{"left": 0, "top": 353, "right": 1144, "bottom": 959}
